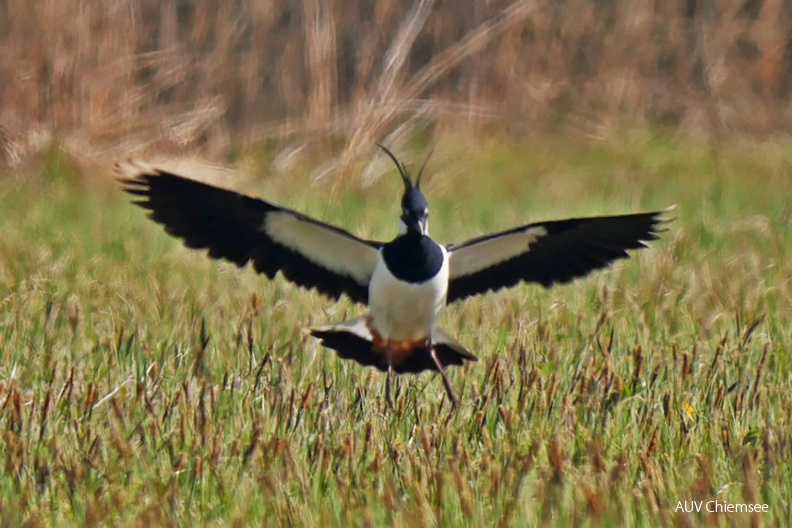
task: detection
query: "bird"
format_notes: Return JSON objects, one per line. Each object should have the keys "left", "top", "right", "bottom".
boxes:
{"left": 118, "top": 146, "right": 671, "bottom": 408}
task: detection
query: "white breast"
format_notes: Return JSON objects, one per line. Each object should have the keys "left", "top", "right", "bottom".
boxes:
{"left": 368, "top": 246, "right": 449, "bottom": 342}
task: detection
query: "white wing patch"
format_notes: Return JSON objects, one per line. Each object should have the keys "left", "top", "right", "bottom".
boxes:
{"left": 448, "top": 226, "right": 547, "bottom": 278}
{"left": 264, "top": 211, "right": 379, "bottom": 285}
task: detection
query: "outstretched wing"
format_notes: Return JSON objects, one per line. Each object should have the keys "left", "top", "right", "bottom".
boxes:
{"left": 119, "top": 162, "right": 381, "bottom": 304}
{"left": 445, "top": 208, "right": 672, "bottom": 303}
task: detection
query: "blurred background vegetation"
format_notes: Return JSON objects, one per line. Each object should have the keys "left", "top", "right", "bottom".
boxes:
{"left": 2, "top": 2, "right": 792, "bottom": 525}
{"left": 2, "top": 0, "right": 791, "bottom": 171}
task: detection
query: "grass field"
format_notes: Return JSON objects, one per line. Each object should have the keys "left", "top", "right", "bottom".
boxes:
{"left": 1, "top": 131, "right": 790, "bottom": 526}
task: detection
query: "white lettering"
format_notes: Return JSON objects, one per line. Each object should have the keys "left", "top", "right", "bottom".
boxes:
{"left": 703, "top": 500, "right": 770, "bottom": 513}
{"left": 675, "top": 501, "right": 702, "bottom": 513}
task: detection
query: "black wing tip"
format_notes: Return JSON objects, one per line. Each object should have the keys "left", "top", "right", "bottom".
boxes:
{"left": 638, "top": 204, "right": 677, "bottom": 241}
{"left": 650, "top": 204, "right": 677, "bottom": 227}
{"left": 646, "top": 204, "right": 676, "bottom": 221}
{"left": 115, "top": 160, "right": 162, "bottom": 195}
{"left": 116, "top": 160, "right": 195, "bottom": 193}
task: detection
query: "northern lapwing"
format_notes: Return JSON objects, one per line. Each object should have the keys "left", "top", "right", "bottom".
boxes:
{"left": 118, "top": 147, "right": 671, "bottom": 408}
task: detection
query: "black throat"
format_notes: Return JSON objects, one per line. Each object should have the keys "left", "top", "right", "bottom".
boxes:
{"left": 381, "top": 232, "right": 444, "bottom": 283}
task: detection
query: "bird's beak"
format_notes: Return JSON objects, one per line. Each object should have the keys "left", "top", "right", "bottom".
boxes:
{"left": 400, "top": 214, "right": 429, "bottom": 235}
{"left": 418, "top": 217, "right": 428, "bottom": 235}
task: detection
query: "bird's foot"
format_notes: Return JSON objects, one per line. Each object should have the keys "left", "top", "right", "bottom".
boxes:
{"left": 385, "top": 345, "right": 395, "bottom": 410}
{"left": 428, "top": 342, "right": 458, "bottom": 409}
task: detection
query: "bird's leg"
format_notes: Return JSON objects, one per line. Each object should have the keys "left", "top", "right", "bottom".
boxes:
{"left": 385, "top": 342, "right": 394, "bottom": 410}
{"left": 428, "top": 341, "right": 458, "bottom": 409}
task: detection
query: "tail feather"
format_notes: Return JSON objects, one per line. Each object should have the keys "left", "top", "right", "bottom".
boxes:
{"left": 309, "top": 319, "right": 477, "bottom": 374}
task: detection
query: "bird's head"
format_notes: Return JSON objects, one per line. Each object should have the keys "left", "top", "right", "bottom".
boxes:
{"left": 378, "top": 144, "right": 430, "bottom": 236}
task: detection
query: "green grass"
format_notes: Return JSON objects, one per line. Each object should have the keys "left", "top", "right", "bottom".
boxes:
{"left": 1, "top": 131, "right": 790, "bottom": 526}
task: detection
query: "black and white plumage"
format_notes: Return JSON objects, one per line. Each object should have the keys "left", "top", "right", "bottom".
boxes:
{"left": 118, "top": 149, "right": 671, "bottom": 407}
{"left": 120, "top": 161, "right": 379, "bottom": 304}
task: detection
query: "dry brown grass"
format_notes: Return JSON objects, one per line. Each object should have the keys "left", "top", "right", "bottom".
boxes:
{"left": 3, "top": 0, "right": 792, "bottom": 167}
